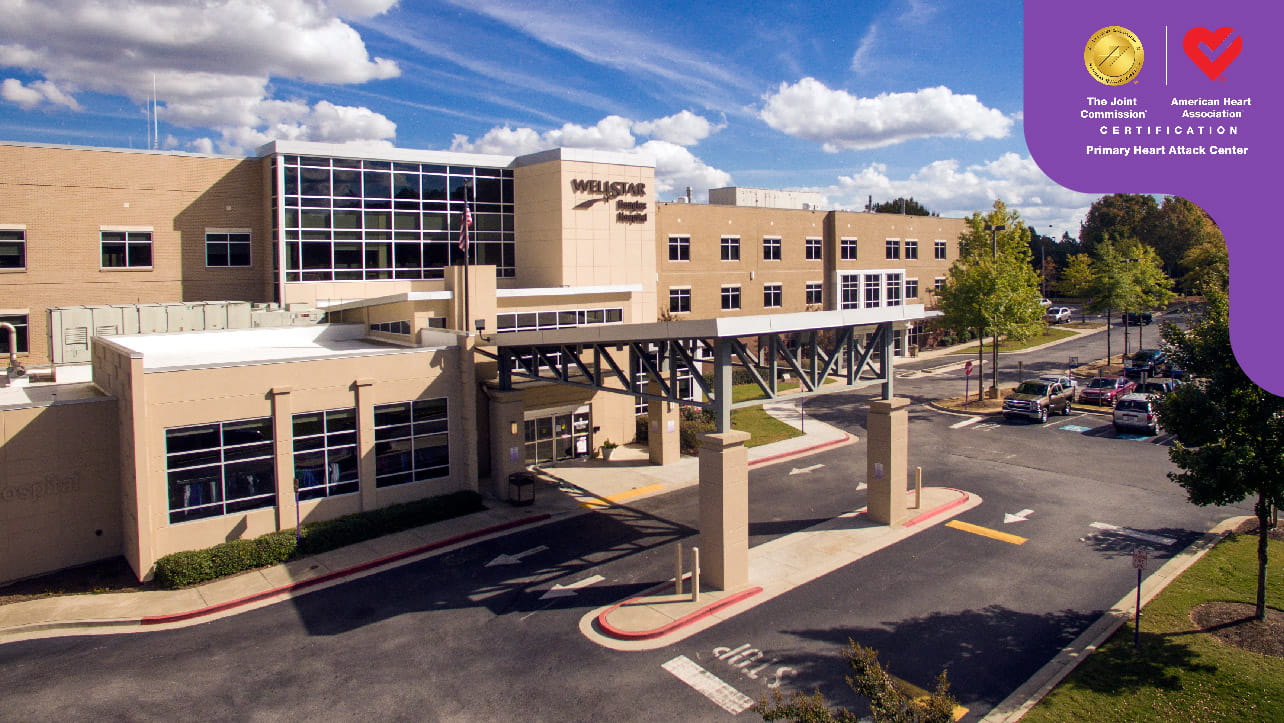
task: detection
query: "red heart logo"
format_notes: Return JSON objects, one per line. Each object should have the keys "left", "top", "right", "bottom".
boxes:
{"left": 1183, "top": 27, "right": 1242, "bottom": 81}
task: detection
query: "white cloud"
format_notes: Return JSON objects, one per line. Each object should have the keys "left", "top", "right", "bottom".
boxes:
{"left": 1, "top": 77, "right": 81, "bottom": 110}
{"left": 760, "top": 77, "right": 1012, "bottom": 151}
{"left": 631, "top": 110, "right": 723, "bottom": 147}
{"left": 639, "top": 140, "right": 731, "bottom": 198}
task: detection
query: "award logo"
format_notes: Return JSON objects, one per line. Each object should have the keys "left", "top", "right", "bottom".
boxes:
{"left": 1183, "top": 27, "right": 1242, "bottom": 81}
{"left": 1084, "top": 26, "right": 1144, "bottom": 85}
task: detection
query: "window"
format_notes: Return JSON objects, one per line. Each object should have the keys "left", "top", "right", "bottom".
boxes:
{"left": 934, "top": 240, "right": 948, "bottom": 260}
{"left": 904, "top": 240, "right": 918, "bottom": 260}
{"left": 840, "top": 274, "right": 860, "bottom": 309}
{"left": 864, "top": 274, "right": 882, "bottom": 308}
{"left": 805, "top": 237, "right": 822, "bottom": 261}
{"left": 166, "top": 417, "right": 275, "bottom": 523}
{"left": 885, "top": 239, "right": 901, "bottom": 260}
{"left": 668, "top": 235, "right": 690, "bottom": 261}
{"left": 0, "top": 314, "right": 28, "bottom": 353}
{"left": 763, "top": 283, "right": 782, "bottom": 308}
{"left": 101, "top": 230, "right": 152, "bottom": 268}
{"left": 496, "top": 307, "right": 623, "bottom": 332}
{"left": 806, "top": 282, "right": 823, "bottom": 306}
{"left": 720, "top": 236, "right": 740, "bottom": 261}
{"left": 374, "top": 398, "right": 449, "bottom": 487}
{"left": 886, "top": 273, "right": 903, "bottom": 307}
{"left": 370, "top": 320, "right": 411, "bottom": 334}
{"left": 293, "top": 408, "right": 359, "bottom": 500}
{"left": 763, "top": 237, "right": 781, "bottom": 261}
{"left": 205, "top": 232, "right": 252, "bottom": 267}
{"left": 905, "top": 279, "right": 919, "bottom": 299}
{"left": 935, "top": 277, "right": 946, "bottom": 290}
{"left": 0, "top": 230, "right": 25, "bottom": 269}
{"left": 840, "top": 237, "right": 858, "bottom": 260}
{"left": 721, "top": 285, "right": 741, "bottom": 310}
{"left": 669, "top": 287, "right": 691, "bottom": 314}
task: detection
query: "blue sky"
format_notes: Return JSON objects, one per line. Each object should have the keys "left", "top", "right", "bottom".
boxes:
{"left": 0, "top": 0, "right": 1097, "bottom": 236}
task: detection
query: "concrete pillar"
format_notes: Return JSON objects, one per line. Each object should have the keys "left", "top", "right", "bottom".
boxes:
{"left": 698, "top": 430, "right": 751, "bottom": 591}
{"left": 354, "top": 378, "right": 377, "bottom": 512}
{"left": 647, "top": 386, "right": 680, "bottom": 465}
{"left": 487, "top": 387, "right": 525, "bottom": 500}
{"left": 866, "top": 397, "right": 910, "bottom": 526}
{"left": 269, "top": 386, "right": 296, "bottom": 531}
{"left": 457, "top": 334, "right": 480, "bottom": 492}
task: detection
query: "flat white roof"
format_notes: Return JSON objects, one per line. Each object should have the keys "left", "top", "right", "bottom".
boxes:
{"left": 101, "top": 323, "right": 450, "bottom": 372}
{"left": 0, "top": 381, "right": 108, "bottom": 410}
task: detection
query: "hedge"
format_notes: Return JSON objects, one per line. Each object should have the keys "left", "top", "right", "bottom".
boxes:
{"left": 153, "top": 490, "right": 486, "bottom": 589}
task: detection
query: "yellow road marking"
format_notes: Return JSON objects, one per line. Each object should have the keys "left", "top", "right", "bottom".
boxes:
{"left": 945, "top": 519, "right": 1028, "bottom": 545}
{"left": 892, "top": 674, "right": 970, "bottom": 721}
{"left": 579, "top": 483, "right": 666, "bottom": 508}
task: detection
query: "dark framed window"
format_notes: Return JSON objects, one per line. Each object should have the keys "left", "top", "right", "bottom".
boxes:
{"left": 293, "top": 408, "right": 359, "bottom": 500}
{"left": 668, "top": 235, "right": 690, "bottom": 261}
{"left": 720, "top": 286, "right": 741, "bottom": 310}
{"left": 374, "top": 398, "right": 449, "bottom": 487}
{"left": 885, "top": 239, "right": 901, "bottom": 260}
{"left": 840, "top": 237, "right": 858, "bottom": 260}
{"left": 763, "top": 283, "right": 782, "bottom": 308}
{"left": 864, "top": 274, "right": 882, "bottom": 308}
{"left": 805, "top": 237, "right": 822, "bottom": 261}
{"left": 166, "top": 417, "right": 275, "bottom": 523}
{"left": 669, "top": 288, "right": 691, "bottom": 314}
{"left": 906, "top": 279, "right": 919, "bottom": 299}
{"left": 934, "top": 240, "right": 948, "bottom": 260}
{"left": 840, "top": 274, "right": 860, "bottom": 309}
{"left": 904, "top": 240, "right": 918, "bottom": 260}
{"left": 101, "top": 230, "right": 153, "bottom": 268}
{"left": 935, "top": 277, "right": 946, "bottom": 290}
{"left": 806, "top": 282, "right": 823, "bottom": 306}
{"left": 496, "top": 307, "right": 623, "bottom": 332}
{"left": 0, "top": 230, "right": 25, "bottom": 269}
{"left": 370, "top": 320, "right": 411, "bottom": 335}
{"left": 0, "top": 314, "right": 28, "bottom": 353}
{"left": 205, "top": 232, "right": 252, "bottom": 267}
{"left": 886, "top": 273, "right": 903, "bottom": 307}
{"left": 763, "top": 237, "right": 781, "bottom": 261}
{"left": 720, "top": 236, "right": 740, "bottom": 261}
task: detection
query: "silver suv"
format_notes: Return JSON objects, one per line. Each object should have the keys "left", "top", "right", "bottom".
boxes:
{"left": 1113, "top": 393, "right": 1159, "bottom": 435}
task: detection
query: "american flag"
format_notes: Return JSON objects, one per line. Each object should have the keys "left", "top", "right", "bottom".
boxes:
{"left": 458, "top": 198, "right": 473, "bottom": 253}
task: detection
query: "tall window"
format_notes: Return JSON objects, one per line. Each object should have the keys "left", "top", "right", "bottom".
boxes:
{"left": 763, "top": 283, "right": 782, "bottom": 308}
{"left": 720, "top": 236, "right": 740, "bottom": 261}
{"left": 806, "top": 282, "right": 823, "bottom": 306}
{"left": 293, "top": 408, "right": 359, "bottom": 500}
{"left": 905, "top": 279, "right": 919, "bottom": 299}
{"left": 805, "top": 237, "right": 822, "bottom": 261}
{"left": 885, "top": 239, "right": 901, "bottom": 260}
{"left": 668, "top": 235, "right": 690, "bottom": 261}
{"left": 206, "top": 232, "right": 252, "bottom": 267}
{"left": 934, "top": 240, "right": 948, "bottom": 260}
{"left": 864, "top": 274, "right": 882, "bottom": 308}
{"left": 0, "top": 314, "right": 28, "bottom": 353}
{"left": 166, "top": 417, "right": 275, "bottom": 523}
{"left": 373, "top": 398, "right": 449, "bottom": 487}
{"left": 840, "top": 237, "right": 858, "bottom": 260}
{"left": 840, "top": 274, "right": 860, "bottom": 309}
{"left": 101, "top": 231, "right": 152, "bottom": 268}
{"left": 886, "top": 273, "right": 903, "bottom": 307}
{"left": 0, "top": 230, "right": 25, "bottom": 269}
{"left": 904, "top": 240, "right": 918, "bottom": 260}
{"left": 762, "top": 237, "right": 781, "bottom": 261}
{"left": 721, "top": 285, "right": 741, "bottom": 310}
{"left": 669, "top": 287, "right": 691, "bottom": 314}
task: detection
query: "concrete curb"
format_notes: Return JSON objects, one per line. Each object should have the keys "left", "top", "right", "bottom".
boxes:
{"left": 596, "top": 586, "right": 764, "bottom": 641}
{"left": 749, "top": 432, "right": 854, "bottom": 468}
{"left": 980, "top": 514, "right": 1253, "bottom": 723}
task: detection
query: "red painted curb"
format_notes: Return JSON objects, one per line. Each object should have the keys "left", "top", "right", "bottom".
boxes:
{"left": 140, "top": 513, "right": 552, "bottom": 625}
{"left": 904, "top": 488, "right": 970, "bottom": 527}
{"left": 749, "top": 433, "right": 851, "bottom": 468}
{"left": 596, "top": 586, "right": 763, "bottom": 641}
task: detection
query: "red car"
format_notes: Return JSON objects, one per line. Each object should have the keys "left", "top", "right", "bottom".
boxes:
{"left": 1079, "top": 376, "right": 1137, "bottom": 406}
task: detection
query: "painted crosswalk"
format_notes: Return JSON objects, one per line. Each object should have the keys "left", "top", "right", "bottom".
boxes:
{"left": 662, "top": 655, "right": 755, "bottom": 715}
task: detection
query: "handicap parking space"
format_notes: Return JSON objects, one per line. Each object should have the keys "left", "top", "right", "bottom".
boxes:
{"left": 961, "top": 410, "right": 1173, "bottom": 445}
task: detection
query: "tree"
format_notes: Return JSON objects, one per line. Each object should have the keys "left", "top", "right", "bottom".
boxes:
{"left": 1079, "top": 194, "right": 1160, "bottom": 256}
{"left": 1178, "top": 239, "right": 1229, "bottom": 294}
{"left": 1154, "top": 195, "right": 1224, "bottom": 278}
{"left": 1057, "top": 253, "right": 1095, "bottom": 299}
{"left": 1157, "top": 287, "right": 1284, "bottom": 620}
{"left": 757, "top": 640, "right": 956, "bottom": 723}
{"left": 870, "top": 197, "right": 936, "bottom": 216}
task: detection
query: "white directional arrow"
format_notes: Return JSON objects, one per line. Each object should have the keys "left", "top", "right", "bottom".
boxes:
{"left": 539, "top": 574, "right": 605, "bottom": 600}
{"left": 484, "top": 545, "right": 549, "bottom": 567}
{"left": 1004, "top": 509, "right": 1034, "bottom": 524}
{"left": 789, "top": 464, "right": 824, "bottom": 475}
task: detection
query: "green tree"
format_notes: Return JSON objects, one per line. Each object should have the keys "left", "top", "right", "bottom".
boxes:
{"left": 1178, "top": 239, "right": 1229, "bottom": 294}
{"left": 870, "top": 197, "right": 936, "bottom": 216}
{"left": 1079, "top": 194, "right": 1160, "bottom": 256}
{"left": 1154, "top": 195, "right": 1224, "bottom": 278}
{"left": 1158, "top": 288, "right": 1284, "bottom": 620}
{"left": 757, "top": 641, "right": 956, "bottom": 723}
{"left": 1057, "top": 253, "right": 1095, "bottom": 299}
{"left": 1117, "top": 239, "right": 1175, "bottom": 352}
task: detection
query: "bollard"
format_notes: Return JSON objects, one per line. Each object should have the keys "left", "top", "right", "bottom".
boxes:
{"left": 691, "top": 546, "right": 701, "bottom": 603}
{"left": 675, "top": 542, "right": 684, "bottom": 595}
{"left": 914, "top": 466, "right": 922, "bottom": 509}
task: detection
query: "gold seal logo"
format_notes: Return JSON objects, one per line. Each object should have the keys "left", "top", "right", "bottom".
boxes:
{"left": 1084, "top": 26, "right": 1144, "bottom": 85}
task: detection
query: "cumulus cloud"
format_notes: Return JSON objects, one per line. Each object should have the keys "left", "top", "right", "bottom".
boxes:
{"left": 1, "top": 77, "right": 81, "bottom": 110}
{"left": 191, "top": 99, "right": 397, "bottom": 154}
{"left": 0, "top": 0, "right": 400, "bottom": 151}
{"left": 450, "top": 113, "right": 731, "bottom": 198}
{"left": 760, "top": 78, "right": 1013, "bottom": 151}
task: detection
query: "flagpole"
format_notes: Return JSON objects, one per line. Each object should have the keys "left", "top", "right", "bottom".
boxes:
{"left": 461, "top": 184, "right": 472, "bottom": 333}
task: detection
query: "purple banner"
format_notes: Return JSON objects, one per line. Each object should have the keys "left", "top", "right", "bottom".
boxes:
{"left": 1025, "top": 4, "right": 1282, "bottom": 395}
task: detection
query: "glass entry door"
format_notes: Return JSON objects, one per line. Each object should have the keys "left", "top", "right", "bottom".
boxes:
{"left": 524, "top": 407, "right": 591, "bottom": 465}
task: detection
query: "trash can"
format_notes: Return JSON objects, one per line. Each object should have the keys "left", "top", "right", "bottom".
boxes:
{"left": 507, "top": 471, "right": 536, "bottom": 506}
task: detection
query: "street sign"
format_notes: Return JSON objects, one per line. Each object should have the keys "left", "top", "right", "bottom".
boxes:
{"left": 1132, "top": 548, "right": 1149, "bottom": 570}
{"left": 964, "top": 361, "right": 974, "bottom": 376}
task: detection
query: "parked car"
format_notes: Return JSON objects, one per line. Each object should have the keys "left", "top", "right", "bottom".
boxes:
{"left": 1037, "top": 374, "right": 1078, "bottom": 401}
{"left": 1003, "top": 379, "right": 1075, "bottom": 423}
{"left": 1039, "top": 298, "right": 1053, "bottom": 307}
{"left": 1079, "top": 376, "right": 1137, "bottom": 406}
{"left": 1136, "top": 379, "right": 1177, "bottom": 398}
{"left": 1113, "top": 393, "right": 1160, "bottom": 435}
{"left": 1123, "top": 311, "right": 1154, "bottom": 325}
{"left": 1125, "top": 348, "right": 1169, "bottom": 380}
{"left": 1045, "top": 306, "right": 1072, "bottom": 324}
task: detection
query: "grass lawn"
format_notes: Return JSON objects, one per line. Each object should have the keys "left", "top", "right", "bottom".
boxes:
{"left": 731, "top": 405, "right": 802, "bottom": 448}
{"left": 1023, "top": 530, "right": 1284, "bottom": 722}
{"left": 949, "top": 326, "right": 1079, "bottom": 354}
{"left": 732, "top": 377, "right": 838, "bottom": 404}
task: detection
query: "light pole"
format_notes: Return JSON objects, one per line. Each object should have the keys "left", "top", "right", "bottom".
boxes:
{"left": 984, "top": 223, "right": 1006, "bottom": 394}
{"left": 1122, "top": 258, "right": 1139, "bottom": 358}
